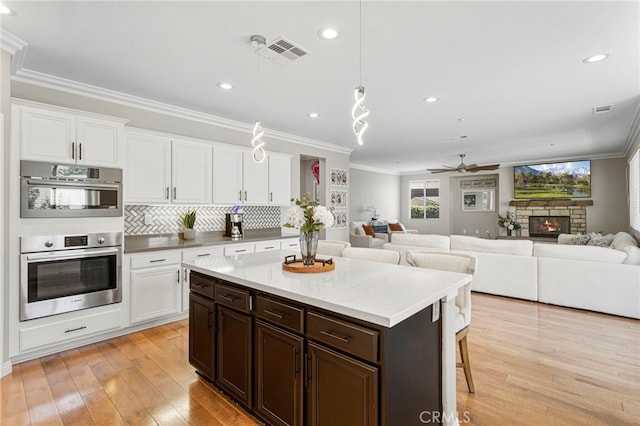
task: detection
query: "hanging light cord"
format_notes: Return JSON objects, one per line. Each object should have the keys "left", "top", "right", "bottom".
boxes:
{"left": 252, "top": 39, "right": 266, "bottom": 163}
{"left": 351, "top": 0, "right": 370, "bottom": 146}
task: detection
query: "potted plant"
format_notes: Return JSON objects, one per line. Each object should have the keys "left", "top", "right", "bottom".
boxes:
{"left": 181, "top": 210, "right": 197, "bottom": 239}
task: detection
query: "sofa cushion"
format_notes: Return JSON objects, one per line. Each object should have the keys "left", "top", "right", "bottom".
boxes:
{"left": 559, "top": 233, "right": 591, "bottom": 245}
{"left": 621, "top": 245, "right": 640, "bottom": 265}
{"left": 533, "top": 243, "right": 627, "bottom": 264}
{"left": 362, "top": 225, "right": 375, "bottom": 236}
{"left": 354, "top": 227, "right": 365, "bottom": 236}
{"left": 611, "top": 232, "right": 639, "bottom": 249}
{"left": 388, "top": 223, "right": 404, "bottom": 232}
{"left": 449, "top": 235, "right": 533, "bottom": 256}
{"left": 390, "top": 233, "right": 450, "bottom": 250}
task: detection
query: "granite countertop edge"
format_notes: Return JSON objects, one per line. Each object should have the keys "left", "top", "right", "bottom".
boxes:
{"left": 125, "top": 228, "right": 299, "bottom": 254}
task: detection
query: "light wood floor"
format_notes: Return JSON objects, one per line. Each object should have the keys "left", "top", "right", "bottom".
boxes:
{"left": 1, "top": 293, "right": 639, "bottom": 425}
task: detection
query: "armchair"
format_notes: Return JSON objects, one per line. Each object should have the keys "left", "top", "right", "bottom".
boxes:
{"left": 349, "top": 221, "right": 388, "bottom": 248}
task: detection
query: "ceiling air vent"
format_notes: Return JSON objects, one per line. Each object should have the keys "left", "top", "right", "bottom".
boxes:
{"left": 592, "top": 105, "right": 613, "bottom": 114}
{"left": 256, "top": 36, "right": 311, "bottom": 66}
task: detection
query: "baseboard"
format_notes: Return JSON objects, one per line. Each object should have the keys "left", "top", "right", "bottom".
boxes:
{"left": 1, "top": 360, "right": 12, "bottom": 378}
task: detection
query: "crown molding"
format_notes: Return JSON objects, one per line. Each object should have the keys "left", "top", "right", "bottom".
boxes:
{"left": 0, "top": 29, "right": 27, "bottom": 72}
{"left": 349, "top": 162, "right": 401, "bottom": 176}
{"left": 11, "top": 68, "right": 353, "bottom": 155}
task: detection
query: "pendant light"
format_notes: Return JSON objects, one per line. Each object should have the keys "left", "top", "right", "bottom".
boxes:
{"left": 351, "top": 0, "right": 369, "bottom": 146}
{"left": 250, "top": 34, "right": 266, "bottom": 163}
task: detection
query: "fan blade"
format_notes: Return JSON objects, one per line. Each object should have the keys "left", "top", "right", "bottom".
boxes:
{"left": 466, "top": 164, "right": 500, "bottom": 172}
{"left": 427, "top": 167, "right": 456, "bottom": 173}
{"left": 465, "top": 163, "right": 478, "bottom": 169}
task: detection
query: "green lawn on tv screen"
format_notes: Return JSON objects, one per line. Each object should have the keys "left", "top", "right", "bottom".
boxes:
{"left": 514, "top": 185, "right": 590, "bottom": 199}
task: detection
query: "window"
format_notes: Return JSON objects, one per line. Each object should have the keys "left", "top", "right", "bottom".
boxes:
{"left": 410, "top": 180, "right": 440, "bottom": 219}
{"left": 630, "top": 150, "right": 640, "bottom": 231}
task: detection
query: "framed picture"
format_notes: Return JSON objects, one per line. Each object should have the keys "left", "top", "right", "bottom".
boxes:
{"left": 330, "top": 168, "right": 348, "bottom": 186}
{"left": 462, "top": 189, "right": 495, "bottom": 212}
{"left": 332, "top": 211, "right": 348, "bottom": 228}
{"left": 330, "top": 190, "right": 347, "bottom": 208}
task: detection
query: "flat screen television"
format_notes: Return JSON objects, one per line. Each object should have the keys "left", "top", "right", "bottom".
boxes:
{"left": 514, "top": 160, "right": 591, "bottom": 199}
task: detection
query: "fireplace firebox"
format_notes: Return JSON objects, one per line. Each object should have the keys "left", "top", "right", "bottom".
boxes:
{"left": 529, "top": 216, "right": 570, "bottom": 238}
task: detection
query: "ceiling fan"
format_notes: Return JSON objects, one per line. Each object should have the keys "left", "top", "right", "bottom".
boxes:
{"left": 427, "top": 154, "right": 500, "bottom": 174}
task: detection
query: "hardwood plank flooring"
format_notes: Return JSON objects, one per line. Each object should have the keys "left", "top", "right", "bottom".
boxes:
{"left": 1, "top": 294, "right": 638, "bottom": 425}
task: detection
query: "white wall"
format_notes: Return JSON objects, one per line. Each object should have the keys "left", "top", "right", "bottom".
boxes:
{"left": 349, "top": 168, "right": 400, "bottom": 223}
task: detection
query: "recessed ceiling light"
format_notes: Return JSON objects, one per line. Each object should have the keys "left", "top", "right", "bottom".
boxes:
{"left": 582, "top": 54, "right": 609, "bottom": 64}
{"left": 217, "top": 82, "right": 233, "bottom": 90}
{"left": 307, "top": 112, "right": 320, "bottom": 119}
{"left": 424, "top": 97, "right": 439, "bottom": 103}
{"left": 318, "top": 27, "right": 340, "bottom": 40}
{"left": 0, "top": 4, "right": 13, "bottom": 14}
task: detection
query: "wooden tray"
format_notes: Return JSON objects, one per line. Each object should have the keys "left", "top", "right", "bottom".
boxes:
{"left": 282, "top": 255, "right": 335, "bottom": 273}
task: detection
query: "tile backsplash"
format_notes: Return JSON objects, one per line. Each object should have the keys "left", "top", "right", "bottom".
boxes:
{"left": 125, "top": 205, "right": 283, "bottom": 235}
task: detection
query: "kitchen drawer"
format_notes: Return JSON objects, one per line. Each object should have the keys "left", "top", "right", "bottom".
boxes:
{"left": 190, "top": 271, "right": 215, "bottom": 299}
{"left": 307, "top": 311, "right": 379, "bottom": 364}
{"left": 20, "top": 308, "right": 122, "bottom": 352}
{"left": 215, "top": 282, "right": 251, "bottom": 313}
{"left": 130, "top": 251, "right": 181, "bottom": 270}
{"left": 280, "top": 238, "right": 300, "bottom": 250}
{"left": 223, "top": 243, "right": 255, "bottom": 256}
{"left": 254, "top": 240, "right": 280, "bottom": 252}
{"left": 183, "top": 246, "right": 224, "bottom": 262}
{"left": 255, "top": 295, "right": 303, "bottom": 334}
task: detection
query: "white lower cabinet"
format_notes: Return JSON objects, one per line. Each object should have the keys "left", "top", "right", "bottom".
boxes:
{"left": 223, "top": 243, "right": 256, "bottom": 256}
{"left": 19, "top": 307, "right": 122, "bottom": 352}
{"left": 129, "top": 251, "right": 182, "bottom": 324}
{"left": 254, "top": 240, "right": 281, "bottom": 252}
{"left": 281, "top": 238, "right": 301, "bottom": 250}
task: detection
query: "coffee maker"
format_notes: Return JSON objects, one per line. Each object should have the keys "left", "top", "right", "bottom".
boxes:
{"left": 225, "top": 213, "right": 243, "bottom": 239}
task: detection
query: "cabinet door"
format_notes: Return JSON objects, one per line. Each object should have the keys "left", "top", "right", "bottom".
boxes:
{"left": 243, "top": 152, "right": 269, "bottom": 204}
{"left": 212, "top": 146, "right": 243, "bottom": 204}
{"left": 217, "top": 306, "right": 252, "bottom": 407}
{"left": 130, "top": 265, "right": 181, "bottom": 323}
{"left": 172, "top": 139, "right": 212, "bottom": 204}
{"left": 255, "top": 321, "right": 304, "bottom": 426}
{"left": 21, "top": 106, "right": 75, "bottom": 163}
{"left": 268, "top": 154, "right": 291, "bottom": 205}
{"left": 189, "top": 293, "right": 215, "bottom": 380}
{"left": 76, "top": 117, "right": 122, "bottom": 166}
{"left": 307, "top": 342, "right": 378, "bottom": 426}
{"left": 125, "top": 132, "right": 172, "bottom": 204}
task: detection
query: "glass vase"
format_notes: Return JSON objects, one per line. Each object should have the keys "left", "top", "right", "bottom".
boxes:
{"left": 507, "top": 229, "right": 512, "bottom": 237}
{"left": 299, "top": 230, "right": 319, "bottom": 266}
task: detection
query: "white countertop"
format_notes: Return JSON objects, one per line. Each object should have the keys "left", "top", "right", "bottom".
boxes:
{"left": 183, "top": 250, "right": 471, "bottom": 327}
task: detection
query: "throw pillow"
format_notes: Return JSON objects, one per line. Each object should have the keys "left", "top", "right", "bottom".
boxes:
{"left": 362, "top": 225, "right": 375, "bottom": 236}
{"left": 354, "top": 227, "right": 365, "bottom": 236}
{"left": 568, "top": 234, "right": 591, "bottom": 245}
{"left": 587, "top": 233, "right": 615, "bottom": 247}
{"left": 388, "top": 223, "right": 404, "bottom": 232}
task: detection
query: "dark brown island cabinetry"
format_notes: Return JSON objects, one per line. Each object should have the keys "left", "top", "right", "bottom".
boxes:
{"left": 188, "top": 270, "right": 442, "bottom": 426}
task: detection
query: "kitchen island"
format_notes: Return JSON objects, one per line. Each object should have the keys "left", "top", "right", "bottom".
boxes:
{"left": 183, "top": 250, "right": 471, "bottom": 426}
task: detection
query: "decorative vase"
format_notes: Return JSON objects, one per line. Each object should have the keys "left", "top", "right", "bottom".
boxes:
{"left": 183, "top": 228, "right": 196, "bottom": 240}
{"left": 507, "top": 229, "right": 512, "bottom": 237}
{"left": 299, "top": 230, "right": 319, "bottom": 266}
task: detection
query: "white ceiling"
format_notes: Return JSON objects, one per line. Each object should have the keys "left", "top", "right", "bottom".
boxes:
{"left": 2, "top": 1, "right": 639, "bottom": 174}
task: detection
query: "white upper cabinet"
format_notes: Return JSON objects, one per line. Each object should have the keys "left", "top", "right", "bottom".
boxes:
{"left": 18, "top": 102, "right": 126, "bottom": 167}
{"left": 125, "top": 132, "right": 172, "bottom": 204}
{"left": 212, "top": 146, "right": 271, "bottom": 205}
{"left": 172, "top": 139, "right": 212, "bottom": 204}
{"left": 268, "top": 154, "right": 291, "bottom": 205}
{"left": 212, "top": 146, "right": 244, "bottom": 204}
{"left": 125, "top": 130, "right": 212, "bottom": 205}
{"left": 243, "top": 151, "right": 269, "bottom": 204}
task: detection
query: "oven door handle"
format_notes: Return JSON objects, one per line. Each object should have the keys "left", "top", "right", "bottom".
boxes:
{"left": 25, "top": 247, "right": 120, "bottom": 263}
{"left": 26, "top": 179, "right": 120, "bottom": 190}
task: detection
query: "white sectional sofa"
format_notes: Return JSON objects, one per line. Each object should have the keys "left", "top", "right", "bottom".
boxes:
{"left": 383, "top": 232, "right": 640, "bottom": 319}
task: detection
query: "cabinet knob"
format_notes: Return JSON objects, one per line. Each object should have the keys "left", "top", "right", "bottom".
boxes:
{"left": 44, "top": 241, "right": 54, "bottom": 248}
{"left": 97, "top": 237, "right": 105, "bottom": 244}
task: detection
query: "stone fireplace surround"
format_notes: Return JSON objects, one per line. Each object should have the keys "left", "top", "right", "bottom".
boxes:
{"left": 509, "top": 200, "right": 594, "bottom": 237}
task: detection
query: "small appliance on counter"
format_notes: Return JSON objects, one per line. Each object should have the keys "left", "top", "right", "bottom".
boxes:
{"left": 225, "top": 213, "right": 244, "bottom": 239}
